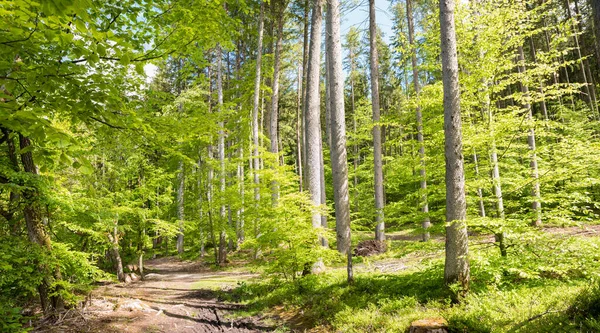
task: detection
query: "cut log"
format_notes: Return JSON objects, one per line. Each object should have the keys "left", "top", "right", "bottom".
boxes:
{"left": 408, "top": 318, "right": 448, "bottom": 333}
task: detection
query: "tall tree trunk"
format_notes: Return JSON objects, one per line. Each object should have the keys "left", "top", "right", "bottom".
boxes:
{"left": 198, "top": 157, "right": 206, "bottom": 258}
{"left": 592, "top": 0, "right": 600, "bottom": 69}
{"left": 369, "top": 0, "right": 385, "bottom": 241}
{"left": 488, "top": 98, "right": 505, "bottom": 219}
{"left": 270, "top": 3, "right": 285, "bottom": 204}
{"left": 517, "top": 46, "right": 542, "bottom": 226}
{"left": 305, "top": 0, "right": 325, "bottom": 244}
{"left": 176, "top": 161, "right": 185, "bottom": 254}
{"left": 348, "top": 45, "right": 359, "bottom": 212}
{"left": 207, "top": 145, "right": 217, "bottom": 263}
{"left": 439, "top": 0, "right": 470, "bottom": 291}
{"left": 217, "top": 45, "right": 227, "bottom": 266}
{"left": 19, "top": 135, "right": 64, "bottom": 314}
{"left": 565, "top": 0, "right": 598, "bottom": 119}
{"left": 326, "top": 0, "right": 351, "bottom": 255}
{"left": 527, "top": 37, "right": 549, "bottom": 121}
{"left": 297, "top": 64, "right": 304, "bottom": 192}
{"left": 407, "top": 0, "right": 430, "bottom": 241}
{"left": 473, "top": 149, "right": 486, "bottom": 218}
{"left": 251, "top": 1, "right": 265, "bottom": 259}
{"left": 301, "top": 0, "right": 310, "bottom": 190}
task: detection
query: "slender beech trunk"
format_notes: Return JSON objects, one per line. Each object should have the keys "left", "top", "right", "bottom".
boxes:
{"left": 270, "top": 3, "right": 285, "bottom": 205}
{"left": 301, "top": 0, "right": 310, "bottom": 190}
{"left": 176, "top": 161, "right": 185, "bottom": 254}
{"left": 565, "top": 0, "right": 598, "bottom": 119}
{"left": 573, "top": 0, "right": 599, "bottom": 111}
{"left": 235, "top": 43, "right": 245, "bottom": 245}
{"left": 198, "top": 157, "right": 206, "bottom": 258}
{"left": 528, "top": 37, "right": 549, "bottom": 121}
{"left": 407, "top": 0, "right": 430, "bottom": 241}
{"left": 251, "top": 1, "right": 265, "bottom": 259}
{"left": 593, "top": 0, "right": 600, "bottom": 68}
{"left": 217, "top": 45, "right": 227, "bottom": 265}
{"left": 297, "top": 64, "right": 304, "bottom": 192}
{"left": 440, "top": 0, "right": 470, "bottom": 291}
{"left": 207, "top": 145, "right": 217, "bottom": 263}
{"left": 108, "top": 214, "right": 125, "bottom": 282}
{"left": 517, "top": 46, "right": 542, "bottom": 226}
{"left": 326, "top": 0, "right": 351, "bottom": 255}
{"left": 472, "top": 149, "right": 486, "bottom": 217}
{"left": 488, "top": 98, "right": 505, "bottom": 219}
{"left": 369, "top": 0, "right": 385, "bottom": 241}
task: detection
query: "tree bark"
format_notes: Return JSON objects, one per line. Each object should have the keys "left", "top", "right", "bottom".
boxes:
{"left": 270, "top": 2, "right": 285, "bottom": 205}
{"left": 326, "top": 0, "right": 351, "bottom": 255}
{"left": 369, "top": 0, "right": 385, "bottom": 242}
{"left": 217, "top": 44, "right": 227, "bottom": 266}
{"left": 517, "top": 45, "right": 542, "bottom": 226}
{"left": 439, "top": 0, "right": 470, "bottom": 291}
{"left": 297, "top": 64, "right": 304, "bottom": 192}
{"left": 301, "top": 0, "right": 310, "bottom": 192}
{"left": 407, "top": 0, "right": 430, "bottom": 241}
{"left": 176, "top": 161, "right": 185, "bottom": 254}
{"left": 305, "top": 0, "right": 326, "bottom": 242}
{"left": 19, "top": 134, "right": 64, "bottom": 314}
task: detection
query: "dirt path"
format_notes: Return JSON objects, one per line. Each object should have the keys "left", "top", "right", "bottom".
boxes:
{"left": 35, "top": 257, "right": 272, "bottom": 333}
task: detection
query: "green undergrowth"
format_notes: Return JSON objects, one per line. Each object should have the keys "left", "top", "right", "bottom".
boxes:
{"left": 224, "top": 230, "right": 600, "bottom": 332}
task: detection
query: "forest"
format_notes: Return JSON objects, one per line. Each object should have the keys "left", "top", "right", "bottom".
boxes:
{"left": 2, "top": 0, "right": 600, "bottom": 331}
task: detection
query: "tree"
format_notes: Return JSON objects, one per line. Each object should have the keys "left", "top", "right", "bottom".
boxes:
{"left": 369, "top": 0, "right": 385, "bottom": 242}
{"left": 439, "top": 0, "right": 470, "bottom": 291}
{"left": 326, "top": 0, "right": 351, "bottom": 256}
{"left": 270, "top": 0, "right": 287, "bottom": 205}
{"left": 252, "top": 1, "right": 265, "bottom": 256}
{"left": 305, "top": 0, "right": 326, "bottom": 244}
{"left": 406, "top": 0, "right": 431, "bottom": 241}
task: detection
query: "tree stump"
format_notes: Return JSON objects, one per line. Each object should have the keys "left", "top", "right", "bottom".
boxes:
{"left": 408, "top": 318, "right": 448, "bottom": 333}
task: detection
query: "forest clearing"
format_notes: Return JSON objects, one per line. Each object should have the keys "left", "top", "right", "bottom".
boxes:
{"left": 2, "top": 0, "right": 600, "bottom": 332}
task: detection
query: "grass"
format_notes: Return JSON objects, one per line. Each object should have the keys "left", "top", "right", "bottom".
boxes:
{"left": 222, "top": 226, "right": 600, "bottom": 332}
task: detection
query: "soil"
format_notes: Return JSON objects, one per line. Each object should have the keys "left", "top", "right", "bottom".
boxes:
{"left": 33, "top": 257, "right": 273, "bottom": 333}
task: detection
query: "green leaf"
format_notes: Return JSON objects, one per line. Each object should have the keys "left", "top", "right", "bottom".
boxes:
{"left": 121, "top": 53, "right": 130, "bottom": 66}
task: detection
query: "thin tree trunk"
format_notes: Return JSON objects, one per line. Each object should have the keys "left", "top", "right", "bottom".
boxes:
{"left": 407, "top": 0, "right": 430, "bottom": 241}
{"left": 109, "top": 214, "right": 125, "bottom": 282}
{"left": 198, "top": 157, "right": 206, "bottom": 258}
{"left": 472, "top": 149, "right": 486, "bottom": 217}
{"left": 217, "top": 45, "right": 227, "bottom": 266}
{"left": 565, "top": 0, "right": 598, "bottom": 119}
{"left": 517, "top": 45, "right": 542, "bottom": 226}
{"left": 207, "top": 145, "right": 217, "bottom": 263}
{"left": 251, "top": 1, "right": 265, "bottom": 259}
{"left": 369, "top": 0, "right": 385, "bottom": 241}
{"left": 592, "top": 0, "right": 600, "bottom": 69}
{"left": 176, "top": 162, "right": 185, "bottom": 254}
{"left": 297, "top": 64, "right": 304, "bottom": 192}
{"left": 487, "top": 96, "right": 505, "bottom": 219}
{"left": 301, "top": 0, "right": 310, "bottom": 190}
{"left": 439, "top": 0, "right": 470, "bottom": 291}
{"left": 270, "top": 3, "right": 285, "bottom": 204}
{"left": 528, "top": 37, "right": 549, "bottom": 121}
{"left": 327, "top": 0, "right": 351, "bottom": 255}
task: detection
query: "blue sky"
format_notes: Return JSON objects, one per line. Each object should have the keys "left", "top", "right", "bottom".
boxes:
{"left": 144, "top": 1, "right": 397, "bottom": 81}
{"left": 341, "top": 0, "right": 395, "bottom": 45}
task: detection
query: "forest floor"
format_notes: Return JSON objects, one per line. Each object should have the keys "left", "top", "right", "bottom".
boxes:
{"left": 31, "top": 224, "right": 600, "bottom": 332}
{"left": 33, "top": 257, "right": 275, "bottom": 333}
